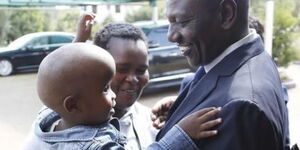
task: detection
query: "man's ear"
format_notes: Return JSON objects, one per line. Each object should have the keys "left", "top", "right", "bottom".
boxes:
{"left": 63, "top": 96, "right": 79, "bottom": 113}
{"left": 219, "top": 0, "right": 237, "bottom": 29}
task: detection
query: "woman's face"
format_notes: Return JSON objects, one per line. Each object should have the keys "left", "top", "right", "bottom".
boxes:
{"left": 106, "top": 37, "right": 149, "bottom": 111}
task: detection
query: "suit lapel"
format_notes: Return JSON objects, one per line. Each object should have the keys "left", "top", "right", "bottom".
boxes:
{"left": 167, "top": 72, "right": 219, "bottom": 128}
{"left": 157, "top": 38, "right": 265, "bottom": 140}
{"left": 167, "top": 80, "right": 192, "bottom": 118}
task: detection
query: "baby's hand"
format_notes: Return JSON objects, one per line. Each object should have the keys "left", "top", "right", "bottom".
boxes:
{"left": 74, "top": 12, "right": 95, "bottom": 42}
{"left": 178, "top": 107, "right": 222, "bottom": 139}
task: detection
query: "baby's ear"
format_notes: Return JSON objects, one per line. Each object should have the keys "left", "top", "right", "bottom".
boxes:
{"left": 63, "top": 96, "right": 79, "bottom": 113}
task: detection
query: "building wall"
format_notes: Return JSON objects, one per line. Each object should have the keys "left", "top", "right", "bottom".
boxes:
{"left": 84, "top": 4, "right": 143, "bottom": 22}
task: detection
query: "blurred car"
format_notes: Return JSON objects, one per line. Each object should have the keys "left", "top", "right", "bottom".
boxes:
{"left": 133, "top": 20, "right": 196, "bottom": 91}
{"left": 0, "top": 32, "right": 74, "bottom": 76}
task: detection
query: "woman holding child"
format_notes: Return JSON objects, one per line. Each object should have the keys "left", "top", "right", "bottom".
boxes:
{"left": 21, "top": 13, "right": 222, "bottom": 150}
{"left": 74, "top": 14, "right": 158, "bottom": 150}
{"left": 74, "top": 13, "right": 223, "bottom": 150}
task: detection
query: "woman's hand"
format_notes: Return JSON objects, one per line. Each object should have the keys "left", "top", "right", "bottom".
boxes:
{"left": 151, "top": 96, "right": 176, "bottom": 129}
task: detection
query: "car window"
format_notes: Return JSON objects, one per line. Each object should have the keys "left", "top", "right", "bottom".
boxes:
{"left": 147, "top": 25, "right": 174, "bottom": 47}
{"left": 50, "top": 35, "right": 73, "bottom": 44}
{"left": 8, "top": 34, "right": 35, "bottom": 49}
{"left": 140, "top": 27, "right": 151, "bottom": 35}
{"left": 28, "top": 36, "right": 49, "bottom": 49}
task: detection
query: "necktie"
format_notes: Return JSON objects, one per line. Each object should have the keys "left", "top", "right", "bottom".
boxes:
{"left": 194, "top": 67, "right": 206, "bottom": 81}
{"left": 190, "top": 67, "right": 206, "bottom": 89}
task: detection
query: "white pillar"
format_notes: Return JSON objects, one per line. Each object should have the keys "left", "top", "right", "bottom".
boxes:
{"left": 152, "top": 5, "right": 158, "bottom": 23}
{"left": 265, "top": 0, "right": 274, "bottom": 56}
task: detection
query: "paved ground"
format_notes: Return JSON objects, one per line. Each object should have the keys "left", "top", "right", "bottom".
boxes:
{"left": 0, "top": 64, "right": 299, "bottom": 149}
{"left": 285, "top": 64, "right": 300, "bottom": 145}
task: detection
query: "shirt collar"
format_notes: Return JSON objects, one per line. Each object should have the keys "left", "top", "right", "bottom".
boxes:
{"left": 204, "top": 29, "right": 259, "bottom": 73}
{"left": 119, "top": 106, "right": 134, "bottom": 126}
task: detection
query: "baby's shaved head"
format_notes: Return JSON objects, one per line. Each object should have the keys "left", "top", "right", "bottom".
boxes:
{"left": 37, "top": 43, "right": 115, "bottom": 113}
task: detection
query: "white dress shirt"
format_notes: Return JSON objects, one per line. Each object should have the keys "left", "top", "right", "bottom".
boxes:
{"left": 119, "top": 102, "right": 158, "bottom": 150}
{"left": 204, "top": 29, "right": 259, "bottom": 73}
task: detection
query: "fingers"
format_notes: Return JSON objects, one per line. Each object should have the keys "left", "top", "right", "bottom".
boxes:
{"left": 81, "top": 12, "right": 95, "bottom": 23}
{"left": 151, "top": 108, "right": 168, "bottom": 123}
{"left": 197, "top": 130, "right": 218, "bottom": 138}
{"left": 152, "top": 115, "right": 167, "bottom": 129}
{"left": 151, "top": 113, "right": 157, "bottom": 121}
{"left": 85, "top": 21, "right": 93, "bottom": 32}
{"left": 193, "top": 107, "right": 219, "bottom": 117}
{"left": 157, "top": 121, "right": 165, "bottom": 129}
{"left": 151, "top": 96, "right": 175, "bottom": 114}
{"left": 78, "top": 12, "right": 96, "bottom": 31}
{"left": 200, "top": 118, "right": 222, "bottom": 130}
{"left": 198, "top": 107, "right": 221, "bottom": 122}
{"left": 194, "top": 108, "right": 222, "bottom": 139}
{"left": 153, "top": 119, "right": 166, "bottom": 129}
{"left": 84, "top": 13, "right": 95, "bottom": 20}
{"left": 74, "top": 12, "right": 96, "bottom": 42}
{"left": 151, "top": 106, "right": 160, "bottom": 115}
{"left": 177, "top": 107, "right": 222, "bottom": 140}
{"left": 85, "top": 15, "right": 96, "bottom": 27}
{"left": 151, "top": 96, "right": 175, "bottom": 125}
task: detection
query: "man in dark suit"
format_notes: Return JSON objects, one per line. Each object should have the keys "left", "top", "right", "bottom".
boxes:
{"left": 155, "top": 0, "right": 290, "bottom": 149}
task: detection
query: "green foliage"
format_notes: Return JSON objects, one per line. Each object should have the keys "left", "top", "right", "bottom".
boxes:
{"left": 6, "top": 10, "right": 44, "bottom": 43}
{"left": 272, "top": 0, "right": 299, "bottom": 67}
{"left": 126, "top": 5, "right": 152, "bottom": 22}
{"left": 294, "top": 35, "right": 300, "bottom": 60}
{"left": 250, "top": 0, "right": 265, "bottom": 20}
{"left": 250, "top": 0, "right": 300, "bottom": 66}
{"left": 41, "top": 11, "right": 55, "bottom": 31}
{"left": 55, "top": 11, "right": 80, "bottom": 33}
{"left": 0, "top": 10, "right": 10, "bottom": 46}
{"left": 0, "top": 9, "right": 82, "bottom": 46}
{"left": 125, "top": 3, "right": 166, "bottom": 23}
{"left": 102, "top": 14, "right": 115, "bottom": 26}
{"left": 292, "top": 0, "right": 300, "bottom": 17}
{"left": 90, "top": 15, "right": 115, "bottom": 41}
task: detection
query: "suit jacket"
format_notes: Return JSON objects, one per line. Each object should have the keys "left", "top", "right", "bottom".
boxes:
{"left": 156, "top": 37, "right": 289, "bottom": 150}
{"left": 179, "top": 73, "right": 194, "bottom": 93}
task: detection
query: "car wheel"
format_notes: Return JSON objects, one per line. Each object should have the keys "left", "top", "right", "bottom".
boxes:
{"left": 0, "top": 59, "right": 13, "bottom": 76}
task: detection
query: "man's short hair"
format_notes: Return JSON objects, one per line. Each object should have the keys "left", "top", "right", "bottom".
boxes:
{"left": 93, "top": 23, "right": 147, "bottom": 50}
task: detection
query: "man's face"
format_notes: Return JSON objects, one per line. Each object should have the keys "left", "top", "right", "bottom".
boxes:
{"left": 166, "top": 0, "right": 222, "bottom": 67}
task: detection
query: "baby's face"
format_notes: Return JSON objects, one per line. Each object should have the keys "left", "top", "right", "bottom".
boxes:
{"left": 78, "top": 73, "right": 116, "bottom": 125}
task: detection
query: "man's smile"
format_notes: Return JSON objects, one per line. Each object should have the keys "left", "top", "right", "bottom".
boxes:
{"left": 179, "top": 45, "right": 192, "bottom": 56}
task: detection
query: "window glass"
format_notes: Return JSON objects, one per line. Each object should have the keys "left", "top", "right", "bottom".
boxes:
{"left": 147, "top": 25, "right": 174, "bottom": 47}
{"left": 29, "top": 36, "right": 48, "bottom": 47}
{"left": 50, "top": 35, "right": 73, "bottom": 44}
{"left": 115, "top": 5, "right": 121, "bottom": 13}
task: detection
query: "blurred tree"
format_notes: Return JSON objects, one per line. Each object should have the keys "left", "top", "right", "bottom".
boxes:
{"left": 250, "top": 0, "right": 300, "bottom": 66}
{"left": 41, "top": 11, "right": 55, "bottom": 31}
{"left": 273, "top": 0, "right": 299, "bottom": 66}
{"left": 249, "top": 0, "right": 265, "bottom": 20}
{"left": 101, "top": 14, "right": 115, "bottom": 26}
{"left": 0, "top": 10, "right": 10, "bottom": 46}
{"left": 125, "top": 5, "right": 152, "bottom": 22}
{"left": 6, "top": 10, "right": 44, "bottom": 43}
{"left": 56, "top": 11, "right": 80, "bottom": 33}
{"left": 125, "top": 2, "right": 166, "bottom": 22}
{"left": 90, "top": 15, "right": 115, "bottom": 41}
{"left": 292, "top": 0, "right": 300, "bottom": 17}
